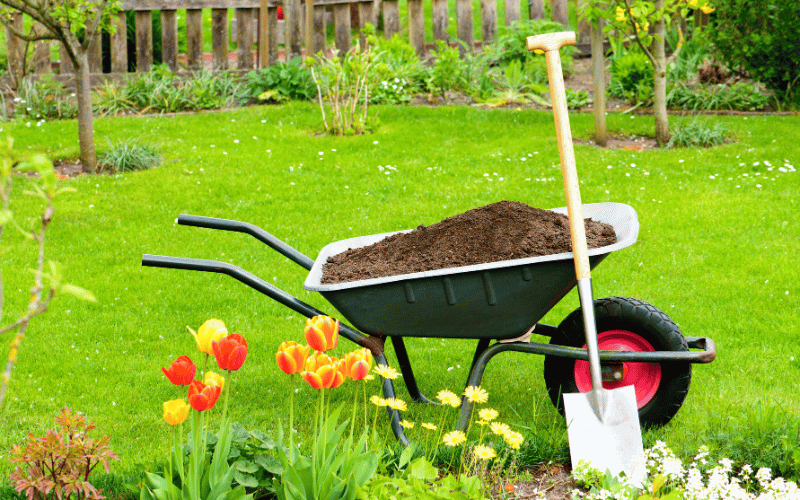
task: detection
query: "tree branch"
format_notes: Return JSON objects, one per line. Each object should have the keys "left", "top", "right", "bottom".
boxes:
{"left": 623, "top": 0, "right": 656, "bottom": 65}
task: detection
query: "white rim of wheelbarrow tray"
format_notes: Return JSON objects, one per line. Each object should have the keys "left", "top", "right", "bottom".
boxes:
{"left": 304, "top": 202, "right": 639, "bottom": 292}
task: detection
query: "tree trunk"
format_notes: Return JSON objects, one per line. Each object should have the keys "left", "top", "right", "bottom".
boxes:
{"left": 74, "top": 52, "right": 97, "bottom": 173}
{"left": 652, "top": 0, "right": 669, "bottom": 146}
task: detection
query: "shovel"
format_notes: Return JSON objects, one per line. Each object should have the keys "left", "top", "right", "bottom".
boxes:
{"left": 526, "top": 31, "right": 644, "bottom": 478}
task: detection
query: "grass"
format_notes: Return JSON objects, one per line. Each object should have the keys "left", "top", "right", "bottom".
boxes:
{"left": 0, "top": 104, "right": 799, "bottom": 489}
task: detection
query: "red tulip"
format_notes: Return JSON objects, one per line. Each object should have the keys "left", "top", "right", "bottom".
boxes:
{"left": 343, "top": 348, "right": 373, "bottom": 381}
{"left": 213, "top": 334, "right": 248, "bottom": 371}
{"left": 161, "top": 355, "right": 196, "bottom": 385}
{"left": 276, "top": 341, "right": 310, "bottom": 375}
{"left": 304, "top": 316, "right": 339, "bottom": 352}
{"left": 277, "top": 6, "right": 284, "bottom": 20}
{"left": 301, "top": 352, "right": 345, "bottom": 389}
{"left": 187, "top": 380, "right": 221, "bottom": 411}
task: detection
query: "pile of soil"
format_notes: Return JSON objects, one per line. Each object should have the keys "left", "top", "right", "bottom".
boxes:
{"left": 321, "top": 201, "right": 617, "bottom": 284}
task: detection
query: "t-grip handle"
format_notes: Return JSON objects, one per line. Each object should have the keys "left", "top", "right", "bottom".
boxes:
{"left": 526, "top": 31, "right": 576, "bottom": 53}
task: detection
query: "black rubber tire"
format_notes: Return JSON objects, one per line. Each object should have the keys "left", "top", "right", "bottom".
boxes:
{"left": 543, "top": 296, "right": 692, "bottom": 428}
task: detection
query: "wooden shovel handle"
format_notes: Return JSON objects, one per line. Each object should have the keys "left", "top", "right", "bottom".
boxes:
{"left": 527, "top": 31, "right": 590, "bottom": 280}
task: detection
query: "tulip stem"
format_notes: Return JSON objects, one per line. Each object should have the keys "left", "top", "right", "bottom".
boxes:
{"left": 348, "top": 382, "right": 358, "bottom": 443}
{"left": 221, "top": 369, "right": 232, "bottom": 425}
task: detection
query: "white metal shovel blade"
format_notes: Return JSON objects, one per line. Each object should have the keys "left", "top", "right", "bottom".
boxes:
{"left": 564, "top": 385, "right": 644, "bottom": 478}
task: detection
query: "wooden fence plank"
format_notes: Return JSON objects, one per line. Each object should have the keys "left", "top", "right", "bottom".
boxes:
{"left": 304, "top": 0, "right": 314, "bottom": 55}
{"left": 407, "top": 0, "right": 425, "bottom": 56}
{"left": 504, "top": 0, "right": 520, "bottom": 26}
{"left": 32, "top": 30, "right": 51, "bottom": 74}
{"left": 529, "top": 0, "right": 544, "bottom": 19}
{"left": 111, "top": 12, "right": 128, "bottom": 73}
{"left": 89, "top": 31, "right": 103, "bottom": 73}
{"left": 456, "top": 0, "right": 473, "bottom": 51}
{"left": 287, "top": 0, "right": 302, "bottom": 58}
{"left": 212, "top": 8, "right": 229, "bottom": 69}
{"left": 333, "top": 3, "right": 351, "bottom": 54}
{"left": 186, "top": 9, "right": 204, "bottom": 70}
{"left": 313, "top": 6, "right": 326, "bottom": 54}
{"left": 135, "top": 10, "right": 153, "bottom": 71}
{"left": 382, "top": 0, "right": 399, "bottom": 39}
{"left": 552, "top": 0, "right": 568, "bottom": 27}
{"left": 5, "top": 12, "right": 23, "bottom": 83}
{"left": 432, "top": 0, "right": 447, "bottom": 42}
{"left": 480, "top": 0, "right": 496, "bottom": 43}
{"left": 236, "top": 8, "right": 254, "bottom": 68}
{"left": 358, "top": 1, "right": 373, "bottom": 47}
{"left": 161, "top": 10, "right": 179, "bottom": 70}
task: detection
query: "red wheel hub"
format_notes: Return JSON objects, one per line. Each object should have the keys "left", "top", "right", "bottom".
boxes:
{"left": 573, "top": 329, "right": 662, "bottom": 409}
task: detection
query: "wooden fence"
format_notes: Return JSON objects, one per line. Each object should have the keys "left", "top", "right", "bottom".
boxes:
{"left": 4, "top": 0, "right": 587, "bottom": 80}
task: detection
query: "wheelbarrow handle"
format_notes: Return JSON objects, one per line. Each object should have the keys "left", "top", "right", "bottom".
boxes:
{"left": 177, "top": 214, "right": 315, "bottom": 271}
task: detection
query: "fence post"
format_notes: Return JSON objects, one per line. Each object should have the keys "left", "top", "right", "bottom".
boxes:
{"left": 408, "top": 0, "right": 425, "bottom": 56}
{"left": 529, "top": 0, "right": 544, "bottom": 20}
{"left": 504, "top": 0, "right": 520, "bottom": 27}
{"left": 456, "top": 0, "right": 474, "bottom": 51}
{"left": 431, "top": 0, "right": 448, "bottom": 42}
{"left": 551, "top": 0, "right": 568, "bottom": 27}
{"left": 111, "top": 11, "right": 128, "bottom": 73}
{"left": 287, "top": 0, "right": 302, "bottom": 59}
{"left": 480, "top": 0, "right": 497, "bottom": 43}
{"left": 212, "top": 9, "right": 229, "bottom": 69}
{"left": 5, "top": 12, "right": 24, "bottom": 85}
{"left": 358, "top": 1, "right": 373, "bottom": 47}
{"left": 333, "top": 3, "right": 351, "bottom": 54}
{"left": 32, "top": 26, "right": 51, "bottom": 74}
{"left": 161, "top": 10, "right": 179, "bottom": 71}
{"left": 576, "top": 0, "right": 591, "bottom": 51}
{"left": 135, "top": 11, "right": 153, "bottom": 71}
{"left": 59, "top": 43, "right": 74, "bottom": 75}
{"left": 383, "top": 0, "right": 400, "bottom": 39}
{"left": 186, "top": 9, "right": 204, "bottom": 70}
{"left": 237, "top": 8, "right": 255, "bottom": 68}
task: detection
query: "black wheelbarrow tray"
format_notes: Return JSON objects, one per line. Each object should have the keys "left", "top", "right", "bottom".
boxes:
{"left": 142, "top": 202, "right": 716, "bottom": 444}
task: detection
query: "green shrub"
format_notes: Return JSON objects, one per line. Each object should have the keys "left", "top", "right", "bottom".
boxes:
{"left": 667, "top": 81, "right": 770, "bottom": 111}
{"left": 483, "top": 19, "right": 575, "bottom": 74}
{"left": 566, "top": 88, "right": 591, "bottom": 109}
{"left": 667, "top": 120, "right": 726, "bottom": 148}
{"left": 609, "top": 49, "right": 654, "bottom": 105}
{"left": 426, "top": 40, "right": 468, "bottom": 97}
{"left": 240, "top": 57, "right": 317, "bottom": 103}
{"left": 373, "top": 33, "right": 428, "bottom": 93}
{"left": 13, "top": 75, "right": 78, "bottom": 120}
{"left": 93, "top": 81, "right": 135, "bottom": 116}
{"left": 99, "top": 139, "right": 162, "bottom": 173}
{"left": 710, "top": 0, "right": 800, "bottom": 103}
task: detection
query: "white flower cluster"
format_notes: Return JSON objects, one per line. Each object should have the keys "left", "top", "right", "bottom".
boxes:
{"left": 572, "top": 442, "right": 800, "bottom": 500}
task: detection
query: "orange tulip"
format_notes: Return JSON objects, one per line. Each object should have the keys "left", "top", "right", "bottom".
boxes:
{"left": 187, "top": 380, "right": 221, "bottom": 411}
{"left": 301, "top": 352, "right": 345, "bottom": 389}
{"left": 276, "top": 341, "right": 311, "bottom": 375}
{"left": 213, "top": 334, "right": 248, "bottom": 371}
{"left": 342, "top": 348, "right": 373, "bottom": 381}
{"left": 304, "top": 315, "right": 339, "bottom": 352}
{"left": 162, "top": 355, "right": 196, "bottom": 386}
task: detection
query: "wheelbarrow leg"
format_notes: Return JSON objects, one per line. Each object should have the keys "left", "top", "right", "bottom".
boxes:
{"left": 374, "top": 353, "right": 411, "bottom": 446}
{"left": 457, "top": 338, "right": 495, "bottom": 431}
{"left": 391, "top": 337, "right": 436, "bottom": 405}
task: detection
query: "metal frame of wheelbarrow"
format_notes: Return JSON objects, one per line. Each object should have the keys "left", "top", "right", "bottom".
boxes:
{"left": 142, "top": 214, "right": 717, "bottom": 445}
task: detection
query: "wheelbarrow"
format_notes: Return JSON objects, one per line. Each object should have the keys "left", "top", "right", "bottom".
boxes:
{"left": 142, "top": 202, "right": 716, "bottom": 444}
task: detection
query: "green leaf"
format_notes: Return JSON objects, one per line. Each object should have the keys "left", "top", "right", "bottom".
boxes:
{"left": 652, "top": 473, "right": 666, "bottom": 494}
{"left": 0, "top": 208, "right": 11, "bottom": 226}
{"left": 60, "top": 283, "right": 97, "bottom": 302}
{"left": 254, "top": 453, "right": 283, "bottom": 475}
{"left": 233, "top": 470, "right": 259, "bottom": 488}
{"left": 235, "top": 459, "right": 259, "bottom": 474}
{"left": 407, "top": 457, "right": 437, "bottom": 482}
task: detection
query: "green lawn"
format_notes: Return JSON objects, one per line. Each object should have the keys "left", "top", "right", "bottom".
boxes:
{"left": 1, "top": 104, "right": 798, "bottom": 486}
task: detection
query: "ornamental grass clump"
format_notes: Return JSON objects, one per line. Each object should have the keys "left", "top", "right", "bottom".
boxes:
{"left": 140, "top": 318, "right": 252, "bottom": 500}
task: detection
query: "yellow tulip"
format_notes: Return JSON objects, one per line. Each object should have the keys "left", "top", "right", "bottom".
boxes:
{"left": 187, "top": 319, "right": 228, "bottom": 355}
{"left": 163, "top": 399, "right": 190, "bottom": 425}
{"left": 700, "top": 5, "right": 715, "bottom": 14}
{"left": 204, "top": 371, "right": 225, "bottom": 391}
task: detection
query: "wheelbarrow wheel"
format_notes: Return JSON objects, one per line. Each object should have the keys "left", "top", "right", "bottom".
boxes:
{"left": 543, "top": 296, "right": 691, "bottom": 427}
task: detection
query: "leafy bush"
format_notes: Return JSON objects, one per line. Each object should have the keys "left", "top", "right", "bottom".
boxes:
{"left": 93, "top": 81, "right": 135, "bottom": 116}
{"left": 13, "top": 75, "right": 78, "bottom": 120}
{"left": 240, "top": 57, "right": 317, "bottom": 103}
{"left": 667, "top": 81, "right": 770, "bottom": 111}
{"left": 373, "top": 33, "right": 428, "bottom": 93}
{"left": 710, "top": 0, "right": 800, "bottom": 102}
{"left": 99, "top": 138, "right": 162, "bottom": 173}
{"left": 426, "top": 40, "right": 468, "bottom": 97}
{"left": 371, "top": 77, "right": 414, "bottom": 104}
{"left": 609, "top": 49, "right": 654, "bottom": 105}
{"left": 566, "top": 88, "right": 591, "bottom": 109}
{"left": 9, "top": 407, "right": 119, "bottom": 500}
{"left": 483, "top": 19, "right": 575, "bottom": 73}
{"left": 667, "top": 120, "right": 726, "bottom": 148}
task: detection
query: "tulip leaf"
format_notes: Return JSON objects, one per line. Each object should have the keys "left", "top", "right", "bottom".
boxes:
{"left": 60, "top": 283, "right": 97, "bottom": 302}
{"left": 0, "top": 208, "right": 11, "bottom": 226}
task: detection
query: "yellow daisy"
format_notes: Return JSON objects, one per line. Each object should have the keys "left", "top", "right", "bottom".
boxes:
{"left": 442, "top": 430, "right": 467, "bottom": 447}
{"left": 421, "top": 422, "right": 437, "bottom": 431}
{"left": 473, "top": 444, "right": 497, "bottom": 461}
{"left": 503, "top": 430, "right": 524, "bottom": 450}
{"left": 436, "top": 389, "right": 461, "bottom": 408}
{"left": 385, "top": 397, "right": 407, "bottom": 412}
{"left": 369, "top": 395, "right": 387, "bottom": 407}
{"left": 373, "top": 364, "right": 400, "bottom": 380}
{"left": 400, "top": 420, "right": 414, "bottom": 429}
{"left": 478, "top": 408, "right": 499, "bottom": 422}
{"left": 490, "top": 422, "right": 510, "bottom": 436}
{"left": 463, "top": 386, "right": 489, "bottom": 404}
